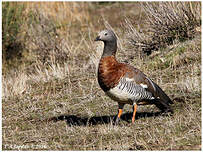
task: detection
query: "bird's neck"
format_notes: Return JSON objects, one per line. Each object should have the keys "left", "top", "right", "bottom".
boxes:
{"left": 102, "top": 41, "right": 117, "bottom": 57}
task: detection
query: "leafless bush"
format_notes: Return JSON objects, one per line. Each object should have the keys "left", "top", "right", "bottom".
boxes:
{"left": 125, "top": 2, "right": 201, "bottom": 55}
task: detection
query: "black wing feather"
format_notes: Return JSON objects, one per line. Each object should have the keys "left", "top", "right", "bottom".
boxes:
{"left": 152, "top": 82, "right": 173, "bottom": 112}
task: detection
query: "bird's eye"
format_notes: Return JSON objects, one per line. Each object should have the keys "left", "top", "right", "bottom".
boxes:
{"left": 104, "top": 33, "right": 108, "bottom": 36}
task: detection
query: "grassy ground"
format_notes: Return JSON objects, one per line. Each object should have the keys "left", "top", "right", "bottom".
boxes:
{"left": 2, "top": 2, "right": 201, "bottom": 150}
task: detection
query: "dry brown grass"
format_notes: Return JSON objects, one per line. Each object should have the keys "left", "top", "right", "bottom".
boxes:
{"left": 2, "top": 2, "right": 201, "bottom": 150}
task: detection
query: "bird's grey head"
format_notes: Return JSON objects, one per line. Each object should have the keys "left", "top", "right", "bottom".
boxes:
{"left": 95, "top": 29, "right": 117, "bottom": 57}
{"left": 95, "top": 29, "right": 117, "bottom": 43}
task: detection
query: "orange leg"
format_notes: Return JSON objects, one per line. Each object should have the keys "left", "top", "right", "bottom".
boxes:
{"left": 132, "top": 103, "right": 137, "bottom": 123}
{"left": 118, "top": 109, "right": 123, "bottom": 119}
{"left": 114, "top": 108, "right": 123, "bottom": 124}
{"left": 114, "top": 103, "right": 124, "bottom": 124}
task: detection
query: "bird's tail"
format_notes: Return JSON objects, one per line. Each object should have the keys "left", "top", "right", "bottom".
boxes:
{"left": 153, "top": 99, "right": 173, "bottom": 113}
{"left": 153, "top": 83, "right": 174, "bottom": 113}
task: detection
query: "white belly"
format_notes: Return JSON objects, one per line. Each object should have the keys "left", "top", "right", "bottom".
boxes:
{"left": 105, "top": 86, "right": 136, "bottom": 104}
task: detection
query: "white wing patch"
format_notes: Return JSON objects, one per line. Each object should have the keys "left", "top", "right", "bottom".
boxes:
{"left": 140, "top": 83, "right": 148, "bottom": 89}
{"left": 125, "top": 77, "right": 134, "bottom": 81}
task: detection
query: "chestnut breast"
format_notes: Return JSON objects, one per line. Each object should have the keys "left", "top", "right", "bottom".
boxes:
{"left": 98, "top": 56, "right": 131, "bottom": 92}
